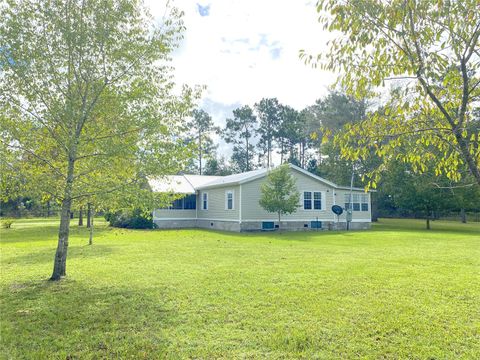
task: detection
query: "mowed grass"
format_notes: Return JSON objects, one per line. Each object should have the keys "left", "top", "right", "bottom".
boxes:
{"left": 1, "top": 218, "right": 479, "bottom": 359}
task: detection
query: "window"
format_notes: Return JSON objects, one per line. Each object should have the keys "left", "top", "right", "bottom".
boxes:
{"left": 169, "top": 194, "right": 196, "bottom": 210}
{"left": 353, "top": 194, "right": 360, "bottom": 211}
{"left": 303, "top": 192, "right": 312, "bottom": 209}
{"left": 313, "top": 192, "right": 322, "bottom": 210}
{"left": 344, "top": 194, "right": 361, "bottom": 211}
{"left": 202, "top": 192, "right": 208, "bottom": 210}
{"left": 225, "top": 190, "right": 234, "bottom": 210}
{"left": 183, "top": 194, "right": 196, "bottom": 210}
{"left": 361, "top": 194, "right": 369, "bottom": 211}
{"left": 304, "top": 191, "right": 323, "bottom": 210}
{"left": 170, "top": 198, "right": 183, "bottom": 210}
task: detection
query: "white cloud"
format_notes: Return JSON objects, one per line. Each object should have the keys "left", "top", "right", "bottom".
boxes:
{"left": 146, "top": 0, "right": 337, "bottom": 158}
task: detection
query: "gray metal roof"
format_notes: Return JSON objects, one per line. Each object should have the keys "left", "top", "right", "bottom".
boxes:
{"left": 148, "top": 175, "right": 222, "bottom": 194}
{"left": 148, "top": 164, "right": 373, "bottom": 193}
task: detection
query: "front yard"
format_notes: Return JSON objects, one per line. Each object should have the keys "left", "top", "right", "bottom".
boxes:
{"left": 1, "top": 218, "right": 479, "bottom": 358}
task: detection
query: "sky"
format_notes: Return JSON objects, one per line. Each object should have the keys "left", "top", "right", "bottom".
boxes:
{"left": 147, "top": 0, "right": 337, "bottom": 155}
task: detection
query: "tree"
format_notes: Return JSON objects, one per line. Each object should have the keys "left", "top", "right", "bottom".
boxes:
{"left": 276, "top": 105, "right": 306, "bottom": 166}
{"left": 259, "top": 164, "right": 300, "bottom": 228}
{"left": 255, "top": 98, "right": 282, "bottom": 168}
{"left": 222, "top": 105, "right": 257, "bottom": 172}
{"left": 203, "top": 155, "right": 233, "bottom": 176}
{"left": 304, "top": 0, "right": 480, "bottom": 187}
{"left": 308, "top": 92, "right": 373, "bottom": 186}
{"left": 187, "top": 109, "right": 218, "bottom": 175}
{"left": 0, "top": 0, "right": 197, "bottom": 280}
{"left": 380, "top": 161, "right": 451, "bottom": 229}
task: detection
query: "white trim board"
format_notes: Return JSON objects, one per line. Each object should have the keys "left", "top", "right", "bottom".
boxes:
{"left": 153, "top": 218, "right": 197, "bottom": 221}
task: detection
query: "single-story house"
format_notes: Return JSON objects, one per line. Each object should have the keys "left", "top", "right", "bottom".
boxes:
{"left": 149, "top": 163, "right": 372, "bottom": 232}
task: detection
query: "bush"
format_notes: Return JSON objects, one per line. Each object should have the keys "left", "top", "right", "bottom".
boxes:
{"left": 104, "top": 209, "right": 154, "bottom": 229}
{"left": 1, "top": 218, "right": 14, "bottom": 229}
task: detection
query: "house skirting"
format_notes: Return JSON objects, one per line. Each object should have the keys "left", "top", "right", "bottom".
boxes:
{"left": 153, "top": 219, "right": 371, "bottom": 232}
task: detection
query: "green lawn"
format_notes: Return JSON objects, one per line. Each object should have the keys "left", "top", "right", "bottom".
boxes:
{"left": 1, "top": 218, "right": 479, "bottom": 359}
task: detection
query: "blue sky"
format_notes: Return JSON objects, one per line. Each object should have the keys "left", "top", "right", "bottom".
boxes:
{"left": 147, "top": 0, "right": 336, "bottom": 155}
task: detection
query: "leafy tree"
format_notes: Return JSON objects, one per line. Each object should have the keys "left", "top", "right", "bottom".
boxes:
{"left": 203, "top": 155, "right": 233, "bottom": 176}
{"left": 276, "top": 105, "right": 307, "bottom": 166}
{"left": 222, "top": 105, "right": 257, "bottom": 172}
{"left": 187, "top": 109, "right": 218, "bottom": 175}
{"left": 305, "top": 0, "right": 480, "bottom": 187}
{"left": 255, "top": 98, "right": 282, "bottom": 168}
{"left": 380, "top": 161, "right": 451, "bottom": 229}
{"left": 312, "top": 91, "right": 367, "bottom": 134}
{"left": 308, "top": 92, "right": 373, "bottom": 186}
{"left": 259, "top": 164, "right": 300, "bottom": 228}
{"left": 0, "top": 0, "right": 197, "bottom": 280}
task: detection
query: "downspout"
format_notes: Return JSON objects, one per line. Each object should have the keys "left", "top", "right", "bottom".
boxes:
{"left": 347, "top": 164, "right": 354, "bottom": 231}
{"left": 239, "top": 184, "right": 242, "bottom": 225}
{"left": 332, "top": 188, "right": 336, "bottom": 223}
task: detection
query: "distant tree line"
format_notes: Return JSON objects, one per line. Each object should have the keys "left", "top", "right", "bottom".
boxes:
{"left": 185, "top": 91, "right": 480, "bottom": 226}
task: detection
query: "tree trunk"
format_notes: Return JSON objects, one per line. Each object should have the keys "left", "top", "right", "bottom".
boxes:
{"left": 46, "top": 201, "right": 50, "bottom": 218}
{"left": 267, "top": 136, "right": 271, "bottom": 168}
{"left": 51, "top": 158, "right": 75, "bottom": 281}
{"left": 87, "top": 203, "right": 91, "bottom": 228}
{"left": 280, "top": 142, "right": 284, "bottom": 164}
{"left": 278, "top": 212, "right": 281, "bottom": 230}
{"left": 246, "top": 137, "right": 249, "bottom": 171}
{"left": 453, "top": 131, "right": 480, "bottom": 186}
{"left": 426, "top": 216, "right": 430, "bottom": 230}
{"left": 78, "top": 207, "right": 83, "bottom": 226}
{"left": 460, "top": 208, "right": 466, "bottom": 223}
{"left": 199, "top": 132, "right": 202, "bottom": 175}
{"left": 89, "top": 207, "right": 94, "bottom": 245}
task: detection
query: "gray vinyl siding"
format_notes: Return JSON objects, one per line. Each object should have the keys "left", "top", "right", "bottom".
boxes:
{"left": 240, "top": 168, "right": 335, "bottom": 222}
{"left": 198, "top": 185, "right": 240, "bottom": 221}
{"left": 153, "top": 208, "right": 196, "bottom": 220}
{"left": 334, "top": 189, "right": 372, "bottom": 221}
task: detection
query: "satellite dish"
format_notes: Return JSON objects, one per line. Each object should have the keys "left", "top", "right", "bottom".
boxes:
{"left": 331, "top": 205, "right": 343, "bottom": 215}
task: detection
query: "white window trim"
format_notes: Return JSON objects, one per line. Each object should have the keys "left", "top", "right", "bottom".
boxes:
{"left": 202, "top": 192, "right": 208, "bottom": 210}
{"left": 302, "top": 190, "right": 326, "bottom": 211}
{"left": 225, "top": 189, "right": 235, "bottom": 210}
{"left": 344, "top": 193, "right": 368, "bottom": 212}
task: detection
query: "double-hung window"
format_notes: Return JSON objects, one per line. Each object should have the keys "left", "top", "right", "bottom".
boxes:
{"left": 303, "top": 192, "right": 312, "bottom": 210}
{"left": 313, "top": 192, "right": 322, "bottom": 210}
{"left": 344, "top": 194, "right": 361, "bottom": 211}
{"left": 304, "top": 191, "right": 322, "bottom": 210}
{"left": 225, "top": 190, "right": 234, "bottom": 210}
{"left": 361, "top": 194, "right": 369, "bottom": 211}
{"left": 202, "top": 192, "right": 208, "bottom": 210}
{"left": 352, "top": 194, "right": 360, "bottom": 211}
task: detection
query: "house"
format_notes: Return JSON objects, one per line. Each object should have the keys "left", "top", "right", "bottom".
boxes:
{"left": 149, "top": 164, "right": 372, "bottom": 232}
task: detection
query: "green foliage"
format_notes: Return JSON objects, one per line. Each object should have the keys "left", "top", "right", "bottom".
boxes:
{"left": 104, "top": 209, "right": 154, "bottom": 229}
{"left": 203, "top": 156, "right": 233, "bottom": 176}
{"left": 305, "top": 0, "right": 480, "bottom": 187}
{"left": 222, "top": 105, "right": 257, "bottom": 172}
{"left": 259, "top": 165, "right": 300, "bottom": 224}
{"left": 1, "top": 218, "right": 479, "bottom": 358}
{"left": 187, "top": 109, "right": 218, "bottom": 175}
{"left": 0, "top": 0, "right": 198, "bottom": 210}
{"left": 0, "top": 0, "right": 200, "bottom": 279}
{"left": 0, "top": 218, "right": 14, "bottom": 229}
{"left": 255, "top": 98, "right": 282, "bottom": 167}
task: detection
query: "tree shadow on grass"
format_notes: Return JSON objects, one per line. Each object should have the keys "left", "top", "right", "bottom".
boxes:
{"left": 0, "top": 225, "right": 111, "bottom": 244}
{"left": 372, "top": 219, "right": 480, "bottom": 237}
{"left": 3, "top": 244, "right": 116, "bottom": 266}
{"left": 0, "top": 279, "right": 176, "bottom": 358}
